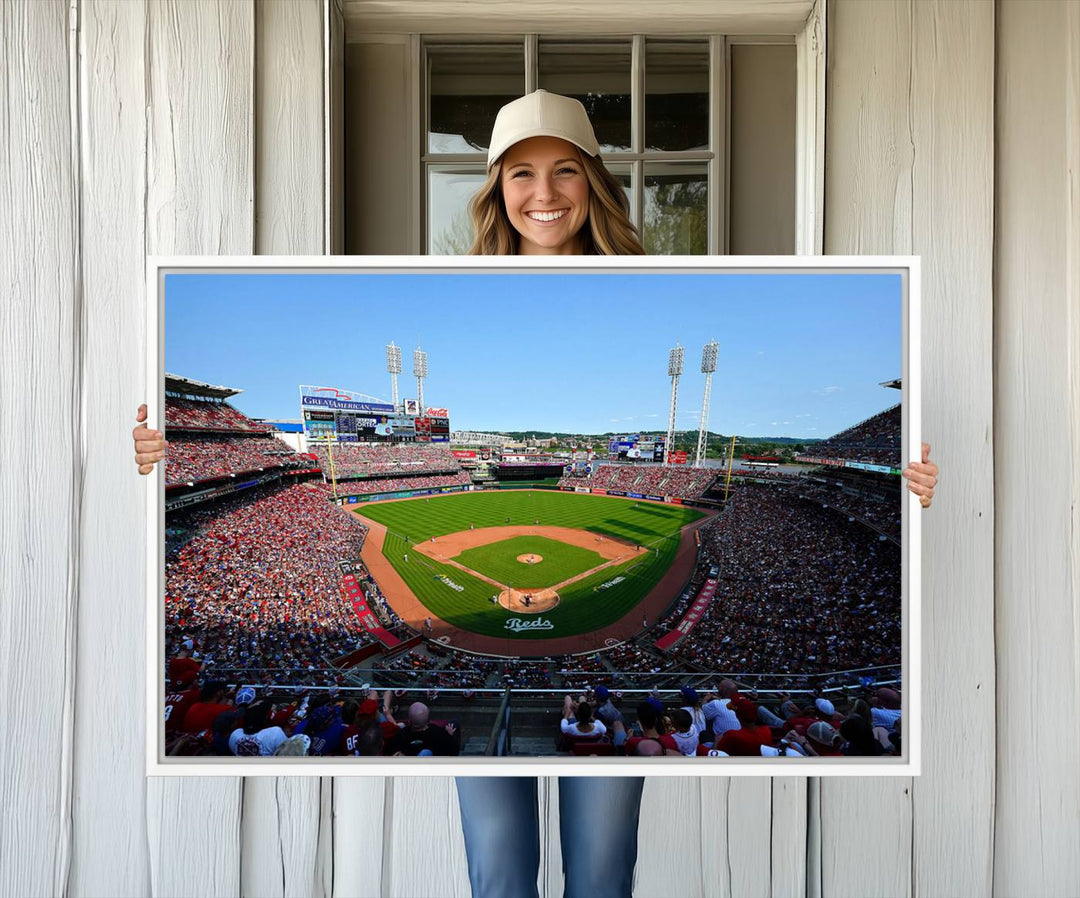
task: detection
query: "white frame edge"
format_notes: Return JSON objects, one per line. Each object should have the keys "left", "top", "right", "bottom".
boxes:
{"left": 145, "top": 254, "right": 920, "bottom": 778}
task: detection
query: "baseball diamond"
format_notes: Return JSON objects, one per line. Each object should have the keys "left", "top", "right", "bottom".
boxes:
{"left": 352, "top": 489, "right": 708, "bottom": 655}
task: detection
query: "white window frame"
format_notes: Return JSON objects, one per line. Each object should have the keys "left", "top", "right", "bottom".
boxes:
{"left": 403, "top": 1, "right": 825, "bottom": 256}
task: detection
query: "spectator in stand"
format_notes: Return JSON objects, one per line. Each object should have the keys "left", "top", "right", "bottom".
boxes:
{"left": 294, "top": 695, "right": 346, "bottom": 757}
{"left": 660, "top": 709, "right": 702, "bottom": 757}
{"left": 871, "top": 686, "right": 903, "bottom": 733}
{"left": 592, "top": 685, "right": 622, "bottom": 727}
{"left": 617, "top": 701, "right": 668, "bottom": 756}
{"left": 354, "top": 721, "right": 385, "bottom": 757}
{"left": 385, "top": 702, "right": 459, "bottom": 756}
{"left": 840, "top": 716, "right": 885, "bottom": 757}
{"left": 181, "top": 681, "right": 234, "bottom": 736}
{"left": 679, "top": 686, "right": 707, "bottom": 736}
{"left": 716, "top": 699, "right": 774, "bottom": 756}
{"left": 229, "top": 700, "right": 288, "bottom": 756}
{"left": 164, "top": 656, "right": 202, "bottom": 733}
{"left": 559, "top": 695, "right": 606, "bottom": 745}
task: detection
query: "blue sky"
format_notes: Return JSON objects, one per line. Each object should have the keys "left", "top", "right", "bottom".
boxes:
{"left": 165, "top": 271, "right": 902, "bottom": 439}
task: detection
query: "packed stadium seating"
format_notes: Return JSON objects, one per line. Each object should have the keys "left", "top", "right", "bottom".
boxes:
{"left": 667, "top": 484, "right": 900, "bottom": 675}
{"left": 165, "top": 435, "right": 305, "bottom": 486}
{"left": 310, "top": 443, "right": 462, "bottom": 479}
{"left": 320, "top": 470, "right": 472, "bottom": 496}
{"left": 166, "top": 396, "right": 271, "bottom": 432}
{"left": 166, "top": 481, "right": 373, "bottom": 684}
{"left": 557, "top": 462, "right": 716, "bottom": 499}
{"left": 804, "top": 404, "right": 901, "bottom": 466}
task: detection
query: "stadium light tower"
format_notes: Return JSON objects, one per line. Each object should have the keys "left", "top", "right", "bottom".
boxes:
{"left": 664, "top": 343, "right": 684, "bottom": 465}
{"left": 695, "top": 340, "right": 719, "bottom": 466}
{"left": 386, "top": 342, "right": 402, "bottom": 408}
{"left": 413, "top": 346, "right": 429, "bottom": 410}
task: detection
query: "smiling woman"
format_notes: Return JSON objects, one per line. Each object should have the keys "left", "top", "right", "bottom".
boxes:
{"left": 467, "top": 90, "right": 645, "bottom": 256}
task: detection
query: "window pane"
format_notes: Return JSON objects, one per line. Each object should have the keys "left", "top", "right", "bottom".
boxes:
{"left": 604, "top": 163, "right": 634, "bottom": 221}
{"left": 643, "top": 163, "right": 707, "bottom": 254}
{"left": 428, "top": 44, "right": 524, "bottom": 154}
{"left": 645, "top": 40, "right": 709, "bottom": 152}
{"left": 538, "top": 40, "right": 632, "bottom": 153}
{"left": 428, "top": 167, "right": 487, "bottom": 254}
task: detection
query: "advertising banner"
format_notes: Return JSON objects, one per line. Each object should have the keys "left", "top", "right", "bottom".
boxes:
{"left": 425, "top": 407, "right": 449, "bottom": 418}
{"left": 302, "top": 395, "right": 394, "bottom": 413}
{"left": 404, "top": 399, "right": 419, "bottom": 415}
{"left": 452, "top": 450, "right": 477, "bottom": 459}
{"left": 592, "top": 488, "right": 608, "bottom": 495}
{"left": 627, "top": 492, "right": 643, "bottom": 499}
{"left": 574, "top": 486, "right": 590, "bottom": 493}
{"left": 653, "top": 580, "right": 717, "bottom": 651}
{"left": 607, "top": 490, "right": 626, "bottom": 496}
{"left": 342, "top": 573, "right": 400, "bottom": 647}
{"left": 645, "top": 494, "right": 664, "bottom": 502}
{"left": 670, "top": 450, "right": 688, "bottom": 465}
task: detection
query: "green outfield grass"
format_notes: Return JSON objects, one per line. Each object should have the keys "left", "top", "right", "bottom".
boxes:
{"left": 453, "top": 535, "right": 607, "bottom": 590}
{"left": 356, "top": 490, "right": 704, "bottom": 641}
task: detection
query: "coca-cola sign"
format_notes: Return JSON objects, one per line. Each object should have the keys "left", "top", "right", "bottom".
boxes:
{"left": 425, "top": 407, "right": 448, "bottom": 418}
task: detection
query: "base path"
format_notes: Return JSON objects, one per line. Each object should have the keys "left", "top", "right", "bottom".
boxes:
{"left": 352, "top": 508, "right": 715, "bottom": 657}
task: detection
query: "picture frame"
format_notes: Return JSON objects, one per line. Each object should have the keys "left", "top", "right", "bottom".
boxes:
{"left": 146, "top": 255, "right": 920, "bottom": 777}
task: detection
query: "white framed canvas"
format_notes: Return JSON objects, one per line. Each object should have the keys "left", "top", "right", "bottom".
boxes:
{"left": 146, "top": 255, "right": 920, "bottom": 776}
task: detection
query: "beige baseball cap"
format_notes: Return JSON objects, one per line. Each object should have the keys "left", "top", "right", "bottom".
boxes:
{"left": 486, "top": 90, "right": 601, "bottom": 168}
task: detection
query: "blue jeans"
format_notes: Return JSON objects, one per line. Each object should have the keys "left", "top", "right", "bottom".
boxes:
{"left": 455, "top": 777, "right": 645, "bottom": 898}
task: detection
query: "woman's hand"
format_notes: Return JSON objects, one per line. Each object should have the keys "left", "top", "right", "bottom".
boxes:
{"left": 902, "top": 442, "right": 938, "bottom": 508}
{"left": 133, "top": 403, "right": 167, "bottom": 474}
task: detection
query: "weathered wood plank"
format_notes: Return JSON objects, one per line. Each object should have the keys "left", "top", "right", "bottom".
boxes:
{"left": 70, "top": 1, "right": 153, "bottom": 894}
{"left": 242, "top": 2, "right": 328, "bottom": 894}
{"left": 383, "top": 777, "right": 471, "bottom": 898}
{"left": 0, "top": 2, "right": 77, "bottom": 895}
{"left": 822, "top": 3, "right": 915, "bottom": 895}
{"left": 908, "top": 3, "right": 995, "bottom": 896}
{"left": 994, "top": 2, "right": 1080, "bottom": 893}
{"left": 255, "top": 0, "right": 324, "bottom": 255}
{"left": 145, "top": 2, "right": 254, "bottom": 895}
{"left": 824, "top": 3, "right": 997, "bottom": 897}
{"left": 332, "top": 778, "right": 387, "bottom": 898}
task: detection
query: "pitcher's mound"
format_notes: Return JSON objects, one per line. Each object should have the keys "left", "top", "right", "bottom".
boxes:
{"left": 499, "top": 587, "right": 560, "bottom": 613}
{"left": 516, "top": 553, "right": 543, "bottom": 565}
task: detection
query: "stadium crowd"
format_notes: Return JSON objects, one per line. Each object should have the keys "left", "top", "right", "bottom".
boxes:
{"left": 558, "top": 463, "right": 716, "bottom": 499}
{"left": 165, "top": 671, "right": 462, "bottom": 758}
{"left": 165, "top": 435, "right": 305, "bottom": 486}
{"left": 802, "top": 404, "right": 901, "bottom": 467}
{"left": 664, "top": 484, "right": 900, "bottom": 676}
{"left": 166, "top": 482, "right": 373, "bottom": 683}
{"left": 554, "top": 680, "right": 903, "bottom": 758}
{"left": 321, "top": 470, "right": 472, "bottom": 496}
{"left": 166, "top": 397, "right": 271, "bottom": 432}
{"left": 310, "top": 443, "right": 462, "bottom": 479}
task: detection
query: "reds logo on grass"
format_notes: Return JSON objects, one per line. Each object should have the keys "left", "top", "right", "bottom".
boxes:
{"left": 504, "top": 617, "right": 555, "bottom": 632}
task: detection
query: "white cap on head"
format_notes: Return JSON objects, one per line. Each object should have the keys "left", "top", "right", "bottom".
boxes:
{"left": 486, "top": 90, "right": 601, "bottom": 169}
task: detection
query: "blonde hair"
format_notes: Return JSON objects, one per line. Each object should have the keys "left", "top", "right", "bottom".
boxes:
{"left": 468, "top": 151, "right": 645, "bottom": 256}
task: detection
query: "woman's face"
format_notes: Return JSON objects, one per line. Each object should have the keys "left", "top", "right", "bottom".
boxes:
{"left": 499, "top": 136, "right": 590, "bottom": 255}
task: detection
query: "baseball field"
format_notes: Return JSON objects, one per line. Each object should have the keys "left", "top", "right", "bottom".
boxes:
{"left": 352, "top": 489, "right": 705, "bottom": 642}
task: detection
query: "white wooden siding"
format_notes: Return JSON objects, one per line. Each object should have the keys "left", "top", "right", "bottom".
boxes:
{"left": 1, "top": 2, "right": 1078, "bottom": 897}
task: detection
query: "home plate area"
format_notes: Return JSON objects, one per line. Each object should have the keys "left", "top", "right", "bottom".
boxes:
{"left": 499, "top": 586, "right": 559, "bottom": 613}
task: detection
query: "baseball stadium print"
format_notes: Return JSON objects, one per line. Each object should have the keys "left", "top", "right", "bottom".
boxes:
{"left": 152, "top": 259, "right": 919, "bottom": 773}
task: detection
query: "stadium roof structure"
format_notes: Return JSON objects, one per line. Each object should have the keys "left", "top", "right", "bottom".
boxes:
{"left": 879, "top": 378, "right": 902, "bottom": 390}
{"left": 165, "top": 373, "right": 243, "bottom": 399}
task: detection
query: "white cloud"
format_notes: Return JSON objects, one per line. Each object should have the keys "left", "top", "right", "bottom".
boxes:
{"left": 823, "top": 385, "right": 841, "bottom": 393}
